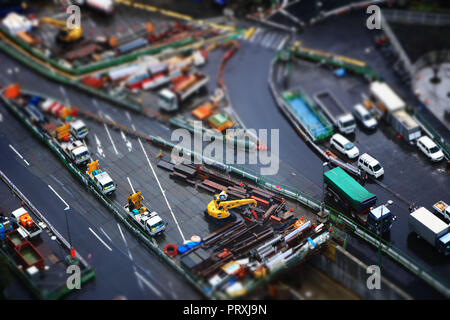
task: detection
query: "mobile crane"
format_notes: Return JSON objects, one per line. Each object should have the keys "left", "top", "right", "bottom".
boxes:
{"left": 39, "top": 17, "right": 83, "bottom": 43}
{"left": 205, "top": 191, "right": 257, "bottom": 224}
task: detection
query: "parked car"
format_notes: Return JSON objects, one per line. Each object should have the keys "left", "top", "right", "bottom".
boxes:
{"left": 358, "top": 153, "right": 384, "bottom": 178}
{"left": 417, "top": 136, "right": 444, "bottom": 162}
{"left": 330, "top": 133, "right": 359, "bottom": 159}
{"left": 353, "top": 103, "right": 377, "bottom": 130}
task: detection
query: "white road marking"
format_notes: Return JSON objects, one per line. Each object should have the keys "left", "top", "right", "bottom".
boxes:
{"left": 138, "top": 138, "right": 185, "bottom": 242}
{"left": 100, "top": 227, "right": 113, "bottom": 243}
{"left": 117, "top": 223, "right": 134, "bottom": 261}
{"left": 94, "top": 134, "right": 106, "bottom": 158}
{"left": 104, "top": 123, "right": 119, "bottom": 155}
{"left": 48, "top": 184, "right": 70, "bottom": 210}
{"left": 127, "top": 176, "right": 135, "bottom": 193}
{"left": 125, "top": 111, "right": 132, "bottom": 122}
{"left": 131, "top": 124, "right": 136, "bottom": 131}
{"left": 134, "top": 270, "right": 163, "bottom": 298}
{"left": 0, "top": 112, "right": 3, "bottom": 122}
{"left": 9, "top": 144, "right": 30, "bottom": 166}
{"left": 121, "top": 131, "right": 133, "bottom": 152}
{"left": 89, "top": 227, "right": 113, "bottom": 251}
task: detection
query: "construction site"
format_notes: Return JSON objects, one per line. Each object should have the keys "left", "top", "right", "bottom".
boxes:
{"left": 0, "top": 0, "right": 448, "bottom": 304}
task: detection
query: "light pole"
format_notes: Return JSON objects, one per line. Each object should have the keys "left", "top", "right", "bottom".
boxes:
{"left": 322, "top": 162, "right": 329, "bottom": 204}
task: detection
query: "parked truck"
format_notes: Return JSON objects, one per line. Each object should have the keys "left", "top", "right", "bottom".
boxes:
{"left": 324, "top": 167, "right": 393, "bottom": 234}
{"left": 369, "top": 81, "right": 421, "bottom": 143}
{"left": 432, "top": 201, "right": 450, "bottom": 222}
{"left": 45, "top": 123, "right": 91, "bottom": 166}
{"left": 158, "top": 72, "right": 209, "bottom": 111}
{"left": 86, "top": 160, "right": 116, "bottom": 195}
{"left": 11, "top": 207, "right": 42, "bottom": 239}
{"left": 314, "top": 91, "right": 356, "bottom": 135}
{"left": 124, "top": 191, "right": 166, "bottom": 237}
{"left": 409, "top": 207, "right": 450, "bottom": 256}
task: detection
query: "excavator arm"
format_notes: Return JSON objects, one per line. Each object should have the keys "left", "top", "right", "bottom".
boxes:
{"left": 39, "top": 17, "right": 83, "bottom": 42}
{"left": 217, "top": 199, "right": 257, "bottom": 210}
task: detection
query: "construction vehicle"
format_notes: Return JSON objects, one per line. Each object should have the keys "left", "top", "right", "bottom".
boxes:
{"left": 205, "top": 191, "right": 257, "bottom": 224}
{"left": 409, "top": 207, "right": 450, "bottom": 256}
{"left": 86, "top": 160, "right": 115, "bottom": 195}
{"left": 46, "top": 123, "right": 91, "bottom": 166}
{"left": 158, "top": 72, "right": 209, "bottom": 112}
{"left": 10, "top": 207, "right": 42, "bottom": 239}
{"left": 39, "top": 17, "right": 83, "bottom": 43}
{"left": 324, "top": 167, "right": 394, "bottom": 234}
{"left": 72, "top": 0, "right": 114, "bottom": 15}
{"left": 124, "top": 191, "right": 166, "bottom": 237}
{"left": 432, "top": 201, "right": 450, "bottom": 222}
{"left": 314, "top": 91, "right": 356, "bottom": 135}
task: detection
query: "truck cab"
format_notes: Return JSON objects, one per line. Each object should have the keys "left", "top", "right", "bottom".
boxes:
{"left": 67, "top": 140, "right": 91, "bottom": 166}
{"left": 367, "top": 204, "right": 393, "bottom": 234}
{"left": 337, "top": 113, "right": 356, "bottom": 135}
{"left": 437, "top": 233, "right": 450, "bottom": 256}
{"left": 93, "top": 170, "right": 115, "bottom": 195}
{"left": 70, "top": 119, "right": 89, "bottom": 140}
{"left": 158, "top": 88, "right": 178, "bottom": 112}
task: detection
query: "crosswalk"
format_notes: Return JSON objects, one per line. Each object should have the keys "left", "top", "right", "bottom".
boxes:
{"left": 238, "top": 27, "right": 290, "bottom": 51}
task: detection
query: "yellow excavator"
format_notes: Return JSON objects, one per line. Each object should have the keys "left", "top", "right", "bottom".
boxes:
{"left": 205, "top": 191, "right": 257, "bottom": 224}
{"left": 39, "top": 17, "right": 83, "bottom": 43}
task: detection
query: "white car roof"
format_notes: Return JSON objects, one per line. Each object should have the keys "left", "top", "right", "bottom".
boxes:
{"left": 71, "top": 119, "right": 86, "bottom": 130}
{"left": 418, "top": 136, "right": 437, "bottom": 149}
{"left": 359, "top": 153, "right": 380, "bottom": 166}
{"left": 354, "top": 103, "right": 369, "bottom": 115}
{"left": 332, "top": 133, "right": 350, "bottom": 145}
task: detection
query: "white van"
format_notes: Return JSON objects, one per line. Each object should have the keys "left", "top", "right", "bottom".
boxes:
{"left": 417, "top": 136, "right": 444, "bottom": 162}
{"left": 353, "top": 103, "right": 377, "bottom": 130}
{"left": 330, "top": 133, "right": 359, "bottom": 159}
{"left": 358, "top": 153, "right": 384, "bottom": 178}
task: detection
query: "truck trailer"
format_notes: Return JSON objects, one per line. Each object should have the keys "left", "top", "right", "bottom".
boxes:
{"left": 409, "top": 207, "right": 450, "bottom": 255}
{"left": 324, "top": 167, "right": 393, "bottom": 234}
{"left": 158, "top": 72, "right": 209, "bottom": 111}
{"left": 369, "top": 81, "right": 421, "bottom": 143}
{"left": 314, "top": 91, "right": 356, "bottom": 135}
{"left": 11, "top": 207, "right": 42, "bottom": 239}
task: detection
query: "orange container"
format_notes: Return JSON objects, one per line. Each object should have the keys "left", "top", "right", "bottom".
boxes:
{"left": 4, "top": 84, "right": 21, "bottom": 99}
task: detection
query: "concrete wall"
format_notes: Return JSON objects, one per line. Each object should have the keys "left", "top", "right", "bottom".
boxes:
{"left": 308, "top": 243, "right": 413, "bottom": 300}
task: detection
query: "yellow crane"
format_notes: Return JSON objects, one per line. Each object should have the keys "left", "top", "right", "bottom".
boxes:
{"left": 39, "top": 17, "right": 83, "bottom": 43}
{"left": 206, "top": 191, "right": 257, "bottom": 223}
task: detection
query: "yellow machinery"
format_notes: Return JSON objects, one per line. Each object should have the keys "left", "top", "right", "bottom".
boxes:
{"left": 206, "top": 191, "right": 257, "bottom": 222}
{"left": 127, "top": 190, "right": 148, "bottom": 213}
{"left": 39, "top": 17, "right": 83, "bottom": 43}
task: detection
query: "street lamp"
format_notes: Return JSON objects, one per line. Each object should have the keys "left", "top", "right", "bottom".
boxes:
{"left": 322, "top": 162, "right": 329, "bottom": 203}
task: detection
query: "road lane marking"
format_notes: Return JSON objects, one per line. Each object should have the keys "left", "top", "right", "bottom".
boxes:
{"left": 94, "top": 134, "right": 106, "bottom": 158}
{"left": 138, "top": 138, "right": 185, "bottom": 242}
{"left": 104, "top": 123, "right": 119, "bottom": 155}
{"left": 121, "top": 130, "right": 133, "bottom": 152}
{"left": 9, "top": 144, "right": 30, "bottom": 166}
{"left": 134, "top": 270, "right": 163, "bottom": 298}
{"left": 89, "top": 227, "right": 112, "bottom": 251}
{"left": 100, "top": 227, "right": 113, "bottom": 243}
{"left": 48, "top": 185, "right": 70, "bottom": 210}
{"left": 127, "top": 176, "right": 135, "bottom": 193}
{"left": 117, "top": 223, "right": 134, "bottom": 261}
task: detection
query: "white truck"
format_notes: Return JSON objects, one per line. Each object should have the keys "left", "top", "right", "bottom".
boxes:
{"left": 433, "top": 201, "right": 450, "bottom": 222}
{"left": 60, "top": 139, "right": 91, "bottom": 166}
{"left": 158, "top": 72, "right": 209, "bottom": 112}
{"left": 314, "top": 91, "right": 356, "bottom": 135}
{"left": 11, "top": 207, "right": 43, "bottom": 239}
{"left": 125, "top": 191, "right": 166, "bottom": 237}
{"left": 86, "top": 161, "right": 116, "bottom": 195}
{"left": 409, "top": 207, "right": 450, "bottom": 256}
{"left": 70, "top": 119, "right": 89, "bottom": 140}
{"left": 73, "top": 0, "right": 114, "bottom": 14}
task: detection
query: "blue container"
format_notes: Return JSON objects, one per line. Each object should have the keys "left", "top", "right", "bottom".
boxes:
{"left": 118, "top": 38, "right": 149, "bottom": 54}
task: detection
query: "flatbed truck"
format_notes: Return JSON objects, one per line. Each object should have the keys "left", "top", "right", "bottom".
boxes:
{"left": 158, "top": 72, "right": 209, "bottom": 112}
{"left": 11, "top": 207, "right": 42, "bottom": 239}
{"left": 324, "top": 167, "right": 393, "bottom": 234}
{"left": 124, "top": 191, "right": 166, "bottom": 237}
{"left": 314, "top": 91, "right": 356, "bottom": 135}
{"left": 409, "top": 207, "right": 450, "bottom": 256}
{"left": 86, "top": 160, "right": 116, "bottom": 195}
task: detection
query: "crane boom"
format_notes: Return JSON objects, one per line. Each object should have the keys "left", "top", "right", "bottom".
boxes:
{"left": 206, "top": 192, "right": 257, "bottom": 221}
